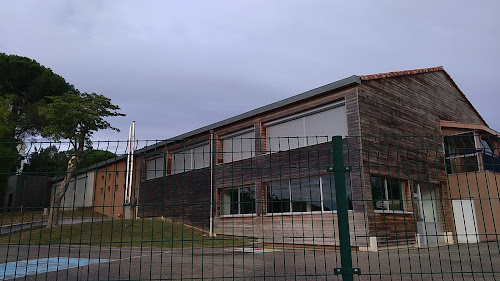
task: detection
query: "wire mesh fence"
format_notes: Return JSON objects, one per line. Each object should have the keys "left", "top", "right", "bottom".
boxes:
{"left": 0, "top": 134, "right": 499, "bottom": 280}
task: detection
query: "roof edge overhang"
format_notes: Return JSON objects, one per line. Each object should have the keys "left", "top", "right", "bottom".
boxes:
{"left": 440, "top": 120, "right": 499, "bottom": 136}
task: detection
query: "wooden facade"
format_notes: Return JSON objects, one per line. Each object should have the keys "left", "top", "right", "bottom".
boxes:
{"left": 136, "top": 67, "right": 494, "bottom": 249}
{"left": 93, "top": 159, "right": 140, "bottom": 219}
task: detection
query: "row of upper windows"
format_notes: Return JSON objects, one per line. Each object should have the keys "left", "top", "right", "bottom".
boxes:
{"left": 145, "top": 100, "right": 347, "bottom": 180}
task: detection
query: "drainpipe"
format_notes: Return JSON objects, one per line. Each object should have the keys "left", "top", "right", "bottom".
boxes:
{"left": 209, "top": 130, "right": 215, "bottom": 237}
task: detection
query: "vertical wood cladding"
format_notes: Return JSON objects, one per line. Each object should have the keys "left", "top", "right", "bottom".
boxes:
{"left": 93, "top": 160, "right": 129, "bottom": 218}
{"left": 358, "top": 71, "right": 486, "bottom": 240}
{"left": 138, "top": 168, "right": 211, "bottom": 230}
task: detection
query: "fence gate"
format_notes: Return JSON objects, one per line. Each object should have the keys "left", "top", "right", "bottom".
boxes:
{"left": 1, "top": 135, "right": 500, "bottom": 280}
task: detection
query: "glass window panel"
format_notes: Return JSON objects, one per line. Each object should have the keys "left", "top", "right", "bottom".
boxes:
{"left": 240, "top": 186, "right": 255, "bottom": 214}
{"left": 304, "top": 105, "right": 347, "bottom": 145}
{"left": 480, "top": 138, "right": 493, "bottom": 155}
{"left": 444, "top": 133, "right": 476, "bottom": 156}
{"left": 290, "top": 178, "right": 321, "bottom": 212}
{"left": 387, "top": 178, "right": 404, "bottom": 211}
{"left": 193, "top": 144, "right": 210, "bottom": 169}
{"left": 266, "top": 118, "right": 304, "bottom": 152}
{"left": 223, "top": 131, "right": 255, "bottom": 163}
{"left": 370, "top": 176, "right": 387, "bottom": 210}
{"left": 146, "top": 156, "right": 164, "bottom": 179}
{"left": 267, "top": 181, "right": 291, "bottom": 213}
{"left": 172, "top": 149, "right": 192, "bottom": 174}
{"left": 221, "top": 188, "right": 236, "bottom": 215}
{"left": 221, "top": 186, "right": 255, "bottom": 215}
{"left": 321, "top": 174, "right": 352, "bottom": 211}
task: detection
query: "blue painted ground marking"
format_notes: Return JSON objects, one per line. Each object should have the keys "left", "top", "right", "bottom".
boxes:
{"left": 0, "top": 257, "right": 109, "bottom": 280}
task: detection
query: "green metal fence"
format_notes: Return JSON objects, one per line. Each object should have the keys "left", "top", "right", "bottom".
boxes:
{"left": 1, "top": 135, "right": 499, "bottom": 280}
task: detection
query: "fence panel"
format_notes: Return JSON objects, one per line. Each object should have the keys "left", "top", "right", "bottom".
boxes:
{"left": 0, "top": 135, "right": 499, "bottom": 280}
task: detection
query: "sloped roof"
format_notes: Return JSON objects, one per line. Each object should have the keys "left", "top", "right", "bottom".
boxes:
{"left": 359, "top": 66, "right": 487, "bottom": 126}
{"left": 359, "top": 66, "right": 444, "bottom": 80}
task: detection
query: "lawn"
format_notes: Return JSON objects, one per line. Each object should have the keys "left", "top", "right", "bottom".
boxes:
{"left": 0, "top": 208, "right": 108, "bottom": 226}
{"left": 0, "top": 218, "right": 248, "bottom": 248}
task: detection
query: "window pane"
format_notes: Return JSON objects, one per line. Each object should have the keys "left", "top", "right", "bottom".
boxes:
{"left": 223, "top": 131, "right": 255, "bottom": 163}
{"left": 290, "top": 178, "right": 321, "bottom": 212}
{"left": 387, "top": 178, "right": 404, "bottom": 211}
{"left": 193, "top": 144, "right": 210, "bottom": 169}
{"left": 370, "top": 176, "right": 387, "bottom": 210}
{"left": 321, "top": 174, "right": 352, "bottom": 211}
{"left": 240, "top": 186, "right": 255, "bottom": 214}
{"left": 221, "top": 188, "right": 239, "bottom": 215}
{"left": 267, "top": 181, "right": 291, "bottom": 213}
{"left": 304, "top": 105, "right": 347, "bottom": 145}
{"left": 266, "top": 118, "right": 304, "bottom": 152}
{"left": 146, "top": 156, "right": 164, "bottom": 180}
{"left": 444, "top": 133, "right": 476, "bottom": 156}
{"left": 172, "top": 149, "right": 192, "bottom": 174}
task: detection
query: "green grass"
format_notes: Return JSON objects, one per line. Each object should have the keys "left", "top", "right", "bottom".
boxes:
{"left": 0, "top": 208, "right": 108, "bottom": 226}
{"left": 0, "top": 218, "right": 247, "bottom": 248}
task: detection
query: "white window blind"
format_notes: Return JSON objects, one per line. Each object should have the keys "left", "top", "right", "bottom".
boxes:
{"left": 222, "top": 129, "right": 255, "bottom": 163}
{"left": 172, "top": 143, "right": 210, "bottom": 174}
{"left": 146, "top": 156, "right": 165, "bottom": 180}
{"left": 266, "top": 101, "right": 347, "bottom": 152}
{"left": 193, "top": 144, "right": 211, "bottom": 169}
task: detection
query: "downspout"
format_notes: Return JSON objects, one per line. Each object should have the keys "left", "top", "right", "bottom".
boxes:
{"left": 209, "top": 130, "right": 215, "bottom": 237}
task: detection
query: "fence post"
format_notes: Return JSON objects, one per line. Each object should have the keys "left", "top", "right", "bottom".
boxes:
{"left": 329, "top": 136, "right": 360, "bottom": 280}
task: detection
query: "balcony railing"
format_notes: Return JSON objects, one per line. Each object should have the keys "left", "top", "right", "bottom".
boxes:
{"left": 446, "top": 152, "right": 500, "bottom": 174}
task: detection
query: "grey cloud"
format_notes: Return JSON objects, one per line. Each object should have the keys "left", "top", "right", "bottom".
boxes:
{"left": 1, "top": 0, "right": 498, "bottom": 143}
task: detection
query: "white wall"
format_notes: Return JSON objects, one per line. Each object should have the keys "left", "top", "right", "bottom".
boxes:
{"left": 53, "top": 171, "right": 95, "bottom": 210}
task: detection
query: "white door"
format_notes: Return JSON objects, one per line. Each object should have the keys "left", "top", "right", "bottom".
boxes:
{"left": 452, "top": 199, "right": 479, "bottom": 243}
{"left": 416, "top": 183, "right": 444, "bottom": 247}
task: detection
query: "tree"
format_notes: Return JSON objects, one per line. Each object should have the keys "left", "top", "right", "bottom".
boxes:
{"left": 39, "top": 92, "right": 125, "bottom": 227}
{"left": 0, "top": 53, "right": 75, "bottom": 139}
{"left": 0, "top": 53, "right": 75, "bottom": 193}
{"left": 0, "top": 96, "right": 17, "bottom": 193}
{"left": 22, "top": 146, "right": 67, "bottom": 177}
{"left": 23, "top": 146, "right": 117, "bottom": 177}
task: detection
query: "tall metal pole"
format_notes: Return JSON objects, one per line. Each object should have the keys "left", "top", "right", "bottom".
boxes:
{"left": 331, "top": 136, "right": 360, "bottom": 280}
{"left": 209, "top": 130, "right": 215, "bottom": 237}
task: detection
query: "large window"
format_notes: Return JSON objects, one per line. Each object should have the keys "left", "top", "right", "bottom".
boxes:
{"left": 265, "top": 101, "right": 347, "bottom": 153}
{"left": 146, "top": 155, "right": 165, "bottom": 180}
{"left": 370, "top": 176, "right": 406, "bottom": 212}
{"left": 172, "top": 143, "right": 210, "bottom": 174}
{"left": 222, "top": 129, "right": 255, "bottom": 163}
{"left": 443, "top": 132, "right": 478, "bottom": 174}
{"left": 221, "top": 185, "right": 255, "bottom": 215}
{"left": 266, "top": 175, "right": 352, "bottom": 214}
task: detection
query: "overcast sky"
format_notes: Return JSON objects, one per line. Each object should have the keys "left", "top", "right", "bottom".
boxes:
{"left": 1, "top": 1, "right": 499, "bottom": 147}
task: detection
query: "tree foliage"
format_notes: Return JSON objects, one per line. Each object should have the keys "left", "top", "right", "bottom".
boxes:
{"left": 39, "top": 93, "right": 125, "bottom": 151}
{"left": 23, "top": 146, "right": 117, "bottom": 177}
{"left": 0, "top": 53, "right": 75, "bottom": 139}
{"left": 0, "top": 53, "right": 74, "bottom": 193}
{"left": 39, "top": 92, "right": 125, "bottom": 227}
